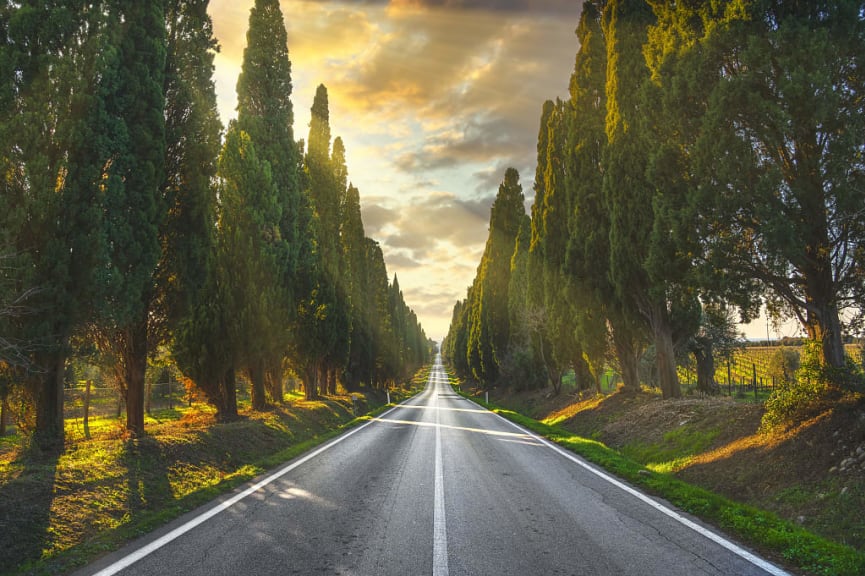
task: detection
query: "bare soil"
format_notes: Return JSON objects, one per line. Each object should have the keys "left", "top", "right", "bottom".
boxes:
{"left": 492, "top": 386, "right": 865, "bottom": 552}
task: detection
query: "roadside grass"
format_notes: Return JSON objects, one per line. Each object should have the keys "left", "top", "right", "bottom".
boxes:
{"left": 1, "top": 373, "right": 427, "bottom": 576}
{"left": 450, "top": 381, "right": 865, "bottom": 576}
{"left": 620, "top": 425, "right": 721, "bottom": 474}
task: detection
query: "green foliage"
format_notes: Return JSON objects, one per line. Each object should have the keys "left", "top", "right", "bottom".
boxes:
{"left": 216, "top": 122, "right": 288, "bottom": 410}
{"left": 1, "top": 1, "right": 115, "bottom": 446}
{"left": 300, "top": 84, "right": 351, "bottom": 396}
{"left": 160, "top": 0, "right": 222, "bottom": 349}
{"left": 97, "top": 0, "right": 169, "bottom": 435}
{"left": 692, "top": 0, "right": 865, "bottom": 370}
{"left": 622, "top": 425, "right": 721, "bottom": 473}
{"left": 767, "top": 348, "right": 800, "bottom": 387}
{"left": 762, "top": 342, "right": 833, "bottom": 431}
{"left": 158, "top": 0, "right": 231, "bottom": 421}
{"left": 101, "top": 0, "right": 167, "bottom": 327}
{"left": 465, "top": 168, "right": 525, "bottom": 387}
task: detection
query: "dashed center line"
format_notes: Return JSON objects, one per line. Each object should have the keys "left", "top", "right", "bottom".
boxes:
{"left": 432, "top": 362, "right": 449, "bottom": 576}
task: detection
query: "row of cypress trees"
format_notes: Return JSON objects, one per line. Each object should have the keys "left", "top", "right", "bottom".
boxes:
{"left": 444, "top": 0, "right": 864, "bottom": 399}
{"left": 0, "top": 0, "right": 431, "bottom": 450}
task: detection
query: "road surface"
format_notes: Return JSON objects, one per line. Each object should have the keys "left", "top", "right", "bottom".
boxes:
{"left": 78, "top": 355, "right": 789, "bottom": 576}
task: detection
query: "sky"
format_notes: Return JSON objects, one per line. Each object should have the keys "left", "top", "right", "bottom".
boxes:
{"left": 206, "top": 0, "right": 801, "bottom": 343}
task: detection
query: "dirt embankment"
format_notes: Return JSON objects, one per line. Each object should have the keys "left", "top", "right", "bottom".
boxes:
{"left": 493, "top": 387, "right": 865, "bottom": 552}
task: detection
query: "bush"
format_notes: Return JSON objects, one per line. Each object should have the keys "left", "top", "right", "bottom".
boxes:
{"left": 761, "top": 341, "right": 829, "bottom": 431}
{"left": 498, "top": 345, "right": 546, "bottom": 391}
{"left": 768, "top": 347, "right": 800, "bottom": 387}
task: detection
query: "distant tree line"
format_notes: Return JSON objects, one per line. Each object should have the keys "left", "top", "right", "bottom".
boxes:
{"left": 0, "top": 0, "right": 432, "bottom": 450}
{"left": 444, "top": 0, "right": 864, "bottom": 401}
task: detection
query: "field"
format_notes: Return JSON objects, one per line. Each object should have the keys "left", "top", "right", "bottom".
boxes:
{"left": 695, "top": 344, "right": 861, "bottom": 399}
{"left": 557, "top": 344, "right": 864, "bottom": 401}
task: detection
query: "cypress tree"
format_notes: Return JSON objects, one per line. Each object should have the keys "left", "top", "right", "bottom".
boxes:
{"left": 468, "top": 168, "right": 526, "bottom": 387}
{"left": 160, "top": 0, "right": 228, "bottom": 414}
{"left": 532, "top": 99, "right": 585, "bottom": 394}
{"left": 565, "top": 0, "right": 642, "bottom": 393}
{"left": 235, "top": 0, "right": 299, "bottom": 406}
{"left": 0, "top": 3, "right": 108, "bottom": 447}
{"left": 217, "top": 122, "right": 285, "bottom": 409}
{"left": 305, "top": 84, "right": 350, "bottom": 394}
{"left": 504, "top": 214, "right": 547, "bottom": 390}
{"left": 364, "top": 239, "right": 393, "bottom": 388}
{"left": 603, "top": 0, "right": 683, "bottom": 398}
{"left": 342, "top": 184, "right": 370, "bottom": 391}
{"left": 100, "top": 0, "right": 167, "bottom": 434}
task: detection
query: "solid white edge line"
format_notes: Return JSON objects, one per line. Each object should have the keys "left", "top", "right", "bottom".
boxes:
{"left": 465, "top": 395, "right": 792, "bottom": 576}
{"left": 432, "top": 363, "right": 449, "bottom": 576}
{"left": 91, "top": 401, "right": 407, "bottom": 576}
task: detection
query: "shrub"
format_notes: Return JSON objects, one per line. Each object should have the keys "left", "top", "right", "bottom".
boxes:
{"left": 768, "top": 347, "right": 800, "bottom": 387}
{"left": 761, "top": 341, "right": 828, "bottom": 431}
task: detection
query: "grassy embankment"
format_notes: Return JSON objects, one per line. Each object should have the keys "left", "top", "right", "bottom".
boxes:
{"left": 0, "top": 366, "right": 432, "bottom": 576}
{"left": 450, "top": 368, "right": 865, "bottom": 576}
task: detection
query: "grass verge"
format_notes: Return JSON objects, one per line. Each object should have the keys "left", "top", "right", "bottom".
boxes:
{"left": 456, "top": 386, "right": 865, "bottom": 576}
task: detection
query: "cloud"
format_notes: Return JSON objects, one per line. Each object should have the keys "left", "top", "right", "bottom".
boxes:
{"left": 331, "top": 6, "right": 578, "bottom": 178}
{"left": 303, "top": 0, "right": 581, "bottom": 16}
{"left": 360, "top": 202, "right": 400, "bottom": 237}
{"left": 472, "top": 158, "right": 534, "bottom": 197}
{"left": 385, "top": 251, "right": 425, "bottom": 268}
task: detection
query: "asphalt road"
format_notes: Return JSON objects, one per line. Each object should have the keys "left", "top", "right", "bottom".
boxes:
{"left": 78, "top": 355, "right": 789, "bottom": 576}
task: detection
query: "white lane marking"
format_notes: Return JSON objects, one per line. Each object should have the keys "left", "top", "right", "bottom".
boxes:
{"left": 432, "top": 363, "right": 449, "bottom": 576}
{"left": 477, "top": 399, "right": 791, "bottom": 576}
{"left": 373, "top": 417, "right": 535, "bottom": 439}
{"left": 90, "top": 403, "right": 405, "bottom": 576}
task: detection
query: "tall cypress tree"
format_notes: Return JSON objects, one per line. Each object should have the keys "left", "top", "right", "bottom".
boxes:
{"left": 342, "top": 184, "right": 370, "bottom": 391}
{"left": 100, "top": 0, "right": 167, "bottom": 434}
{"left": 468, "top": 168, "right": 526, "bottom": 387}
{"left": 504, "top": 214, "right": 547, "bottom": 390}
{"left": 532, "top": 99, "right": 585, "bottom": 394}
{"left": 305, "top": 84, "right": 350, "bottom": 394}
{"left": 0, "top": 3, "right": 109, "bottom": 447}
{"left": 364, "top": 239, "right": 393, "bottom": 388}
{"left": 565, "top": 0, "right": 642, "bottom": 393}
{"left": 603, "top": 0, "right": 684, "bottom": 398}
{"left": 234, "top": 0, "right": 299, "bottom": 407}
{"left": 160, "top": 0, "right": 229, "bottom": 414}
{"left": 216, "top": 122, "right": 285, "bottom": 410}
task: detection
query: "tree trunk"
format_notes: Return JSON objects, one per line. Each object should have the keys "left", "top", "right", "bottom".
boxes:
{"left": 145, "top": 374, "right": 152, "bottom": 415}
{"left": 304, "top": 363, "right": 319, "bottom": 400}
{"left": 266, "top": 367, "right": 284, "bottom": 405}
{"left": 611, "top": 322, "right": 640, "bottom": 393}
{"left": 216, "top": 368, "right": 239, "bottom": 422}
{"left": 123, "top": 318, "right": 149, "bottom": 436}
{"left": 0, "top": 394, "right": 6, "bottom": 436}
{"left": 651, "top": 305, "right": 681, "bottom": 399}
{"left": 693, "top": 342, "right": 719, "bottom": 395}
{"left": 805, "top": 302, "right": 846, "bottom": 373}
{"left": 328, "top": 368, "right": 338, "bottom": 395}
{"left": 533, "top": 330, "right": 555, "bottom": 391}
{"left": 83, "top": 379, "right": 92, "bottom": 440}
{"left": 550, "top": 369, "right": 564, "bottom": 395}
{"left": 249, "top": 359, "right": 268, "bottom": 411}
{"left": 34, "top": 350, "right": 66, "bottom": 451}
{"left": 572, "top": 351, "right": 593, "bottom": 394}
